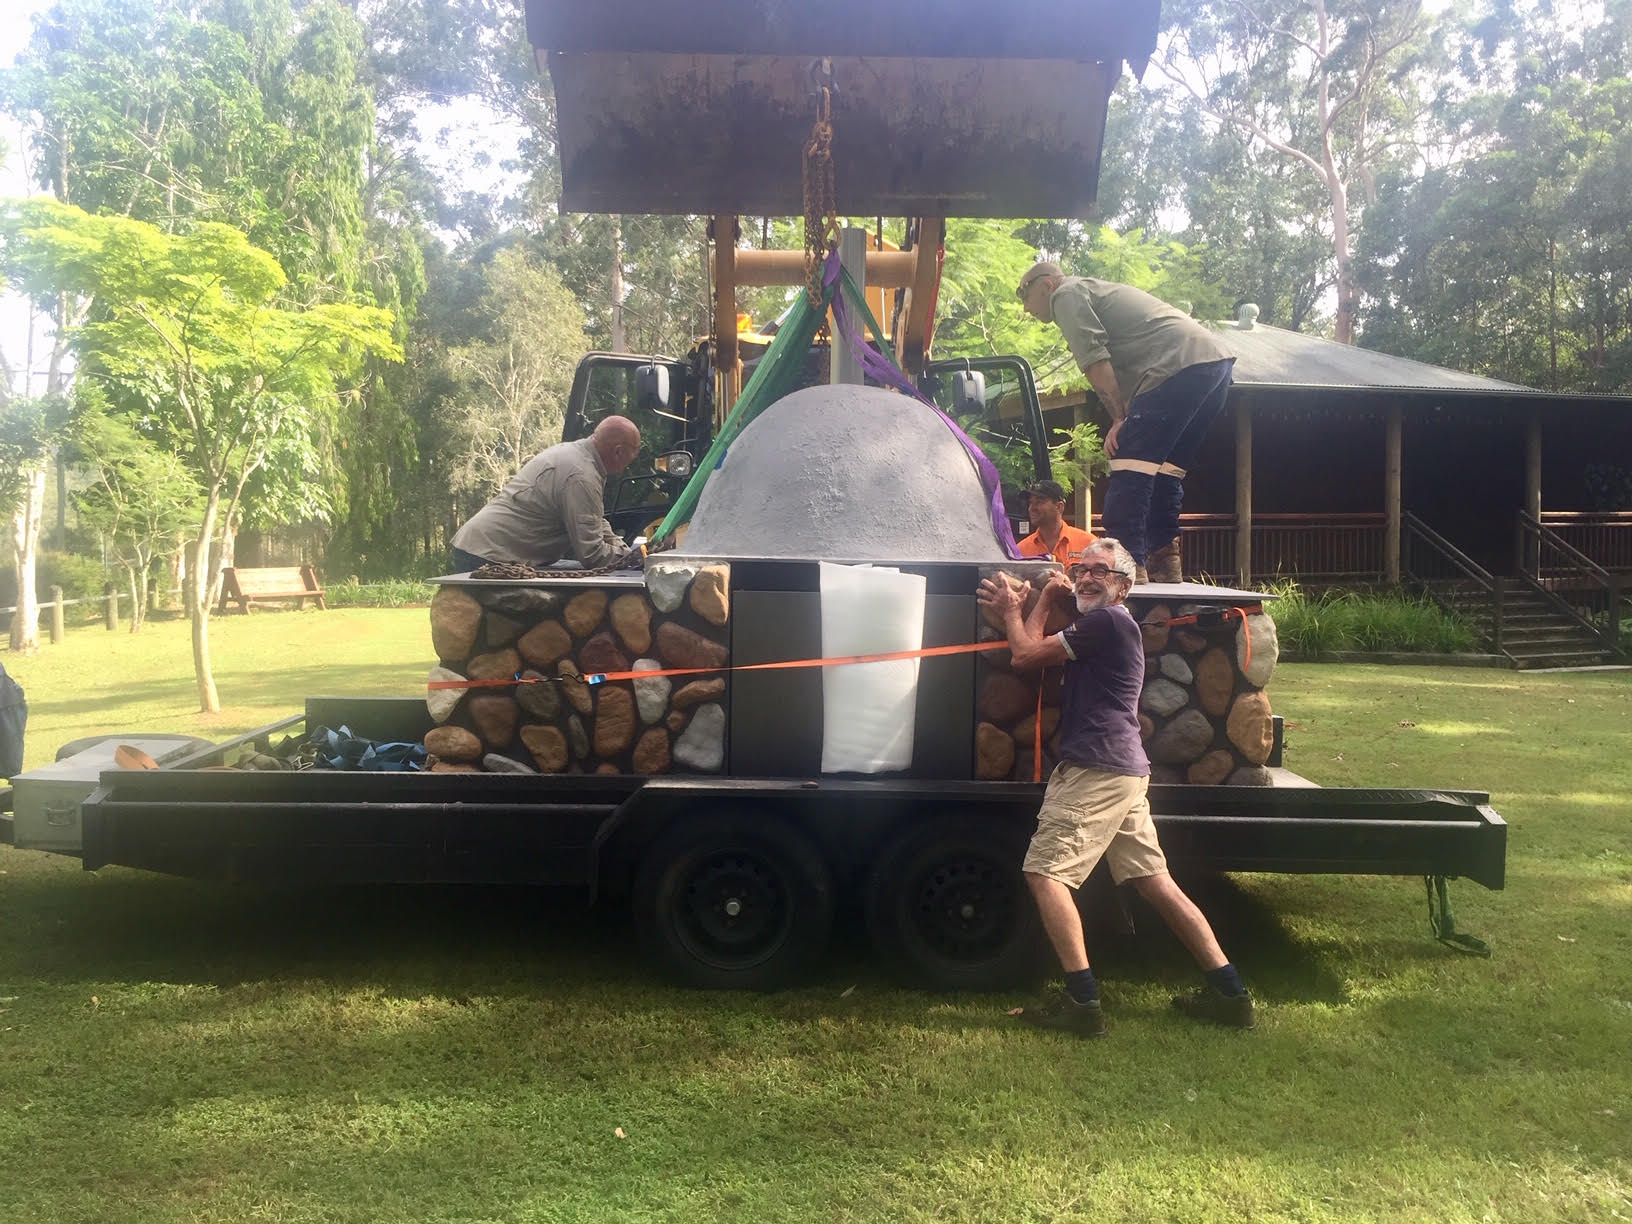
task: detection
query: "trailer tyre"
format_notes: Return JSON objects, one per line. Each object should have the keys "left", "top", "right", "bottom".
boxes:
{"left": 866, "top": 816, "right": 1048, "bottom": 991}
{"left": 634, "top": 815, "right": 833, "bottom": 990}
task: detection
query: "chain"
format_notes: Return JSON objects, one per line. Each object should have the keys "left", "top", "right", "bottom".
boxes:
{"left": 803, "top": 84, "right": 840, "bottom": 309}
{"left": 469, "top": 548, "right": 645, "bottom": 582}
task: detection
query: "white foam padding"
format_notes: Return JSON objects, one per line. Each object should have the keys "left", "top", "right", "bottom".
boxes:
{"left": 819, "top": 561, "right": 926, "bottom": 774}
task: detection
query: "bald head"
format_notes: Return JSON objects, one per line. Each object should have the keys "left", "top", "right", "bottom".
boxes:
{"left": 591, "top": 415, "right": 642, "bottom": 474}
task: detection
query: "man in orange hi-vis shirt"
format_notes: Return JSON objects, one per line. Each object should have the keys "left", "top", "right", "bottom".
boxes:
{"left": 1016, "top": 480, "right": 1096, "bottom": 567}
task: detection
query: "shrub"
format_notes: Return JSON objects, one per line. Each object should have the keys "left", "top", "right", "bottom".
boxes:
{"left": 1265, "top": 582, "right": 1478, "bottom": 655}
{"left": 323, "top": 578, "right": 436, "bottom": 608}
{"left": 0, "top": 550, "right": 112, "bottom": 606}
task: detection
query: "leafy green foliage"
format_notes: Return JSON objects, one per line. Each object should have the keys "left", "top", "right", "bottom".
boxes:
{"left": 1047, "top": 420, "right": 1108, "bottom": 495}
{"left": 439, "top": 245, "right": 585, "bottom": 501}
{"left": 321, "top": 576, "right": 435, "bottom": 607}
{"left": 1266, "top": 582, "right": 1480, "bottom": 655}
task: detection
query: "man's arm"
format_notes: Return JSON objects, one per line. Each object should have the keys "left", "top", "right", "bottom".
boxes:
{"left": 1083, "top": 359, "right": 1130, "bottom": 458}
{"left": 559, "top": 473, "right": 626, "bottom": 568}
{"left": 976, "top": 574, "right": 1070, "bottom": 671}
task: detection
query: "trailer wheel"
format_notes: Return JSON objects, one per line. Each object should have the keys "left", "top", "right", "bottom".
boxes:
{"left": 866, "top": 816, "right": 1048, "bottom": 991}
{"left": 634, "top": 816, "right": 833, "bottom": 990}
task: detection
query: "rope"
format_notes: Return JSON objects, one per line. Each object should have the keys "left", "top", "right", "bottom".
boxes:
{"left": 803, "top": 84, "right": 841, "bottom": 309}
{"left": 1426, "top": 875, "right": 1493, "bottom": 956}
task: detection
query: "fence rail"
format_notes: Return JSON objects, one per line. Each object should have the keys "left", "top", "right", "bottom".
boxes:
{"left": 1087, "top": 512, "right": 1388, "bottom": 583}
{"left": 1518, "top": 512, "right": 1622, "bottom": 651}
{"left": 1539, "top": 511, "right": 1632, "bottom": 572}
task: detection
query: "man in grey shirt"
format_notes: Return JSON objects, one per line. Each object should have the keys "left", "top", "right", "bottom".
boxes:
{"left": 451, "top": 415, "right": 642, "bottom": 571}
{"left": 1017, "top": 262, "right": 1235, "bottom": 583}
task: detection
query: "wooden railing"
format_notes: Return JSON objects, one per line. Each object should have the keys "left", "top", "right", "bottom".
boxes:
{"left": 1088, "top": 512, "right": 1388, "bottom": 583}
{"left": 1517, "top": 512, "right": 1622, "bottom": 652}
{"left": 1539, "top": 512, "right": 1632, "bottom": 573}
{"left": 1401, "top": 512, "right": 1507, "bottom": 654}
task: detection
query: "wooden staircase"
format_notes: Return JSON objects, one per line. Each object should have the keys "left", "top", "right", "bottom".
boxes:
{"left": 1440, "top": 585, "right": 1622, "bottom": 669}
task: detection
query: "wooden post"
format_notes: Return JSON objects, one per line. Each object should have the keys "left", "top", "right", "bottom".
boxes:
{"left": 898, "top": 217, "right": 944, "bottom": 376}
{"left": 1385, "top": 401, "right": 1403, "bottom": 585}
{"left": 49, "top": 584, "right": 65, "bottom": 644}
{"left": 831, "top": 226, "right": 867, "bottom": 386}
{"left": 1073, "top": 399, "right": 1090, "bottom": 531}
{"left": 712, "top": 214, "right": 738, "bottom": 417}
{"left": 1234, "top": 399, "right": 1252, "bottom": 586}
{"left": 104, "top": 582, "right": 119, "bottom": 632}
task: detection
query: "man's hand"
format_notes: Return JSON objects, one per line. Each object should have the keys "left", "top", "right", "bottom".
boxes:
{"left": 1104, "top": 419, "right": 1124, "bottom": 459}
{"left": 1042, "top": 570, "right": 1075, "bottom": 604}
{"left": 977, "top": 574, "right": 1026, "bottom": 617}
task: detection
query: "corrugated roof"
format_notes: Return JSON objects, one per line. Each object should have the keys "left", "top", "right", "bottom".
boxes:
{"left": 1206, "top": 319, "right": 1534, "bottom": 393}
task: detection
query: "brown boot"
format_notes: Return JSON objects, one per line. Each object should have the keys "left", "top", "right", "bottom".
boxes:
{"left": 1134, "top": 564, "right": 1149, "bottom": 584}
{"left": 1146, "top": 537, "right": 1183, "bottom": 584}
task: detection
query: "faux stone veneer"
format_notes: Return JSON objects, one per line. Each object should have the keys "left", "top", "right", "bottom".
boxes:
{"left": 425, "top": 561, "right": 731, "bottom": 775}
{"left": 975, "top": 570, "right": 1280, "bottom": 785}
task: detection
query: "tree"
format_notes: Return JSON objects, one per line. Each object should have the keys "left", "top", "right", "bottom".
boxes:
{"left": 0, "top": 392, "right": 71, "bottom": 652}
{"left": 71, "top": 408, "right": 202, "bottom": 631}
{"left": 1149, "top": 0, "right": 1438, "bottom": 342}
{"left": 440, "top": 244, "right": 585, "bottom": 503}
{"left": 1, "top": 200, "right": 399, "bottom": 710}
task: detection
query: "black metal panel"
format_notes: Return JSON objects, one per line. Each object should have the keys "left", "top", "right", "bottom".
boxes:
{"left": 730, "top": 590, "right": 823, "bottom": 777}
{"left": 525, "top": 0, "right": 1161, "bottom": 62}
{"left": 548, "top": 53, "right": 1116, "bottom": 217}
{"left": 913, "top": 596, "right": 976, "bottom": 778}
{"left": 729, "top": 589, "right": 977, "bottom": 779}
{"left": 305, "top": 696, "right": 435, "bottom": 746}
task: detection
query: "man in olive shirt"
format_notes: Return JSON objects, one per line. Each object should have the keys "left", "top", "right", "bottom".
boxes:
{"left": 1017, "top": 262, "right": 1235, "bottom": 582}
{"left": 450, "top": 415, "right": 642, "bottom": 571}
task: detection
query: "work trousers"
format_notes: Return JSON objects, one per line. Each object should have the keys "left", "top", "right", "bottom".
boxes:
{"left": 1101, "top": 358, "right": 1235, "bottom": 563}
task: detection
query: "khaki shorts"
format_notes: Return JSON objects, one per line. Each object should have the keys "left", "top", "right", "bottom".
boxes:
{"left": 1022, "top": 761, "right": 1168, "bottom": 887}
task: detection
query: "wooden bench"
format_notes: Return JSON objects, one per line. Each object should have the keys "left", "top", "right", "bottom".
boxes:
{"left": 217, "top": 565, "right": 327, "bottom": 614}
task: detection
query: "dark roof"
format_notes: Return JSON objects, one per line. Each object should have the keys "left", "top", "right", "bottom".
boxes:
{"left": 1206, "top": 318, "right": 1533, "bottom": 393}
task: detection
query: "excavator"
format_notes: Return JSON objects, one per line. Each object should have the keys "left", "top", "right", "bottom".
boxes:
{"left": 524, "top": 0, "right": 1165, "bottom": 540}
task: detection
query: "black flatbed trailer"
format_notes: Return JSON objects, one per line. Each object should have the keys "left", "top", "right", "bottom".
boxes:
{"left": 37, "top": 695, "right": 1505, "bottom": 990}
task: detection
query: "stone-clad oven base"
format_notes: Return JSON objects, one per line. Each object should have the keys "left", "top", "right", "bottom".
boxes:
{"left": 975, "top": 569, "right": 1280, "bottom": 786}
{"left": 425, "top": 562, "right": 731, "bottom": 775}
{"left": 425, "top": 562, "right": 1277, "bottom": 784}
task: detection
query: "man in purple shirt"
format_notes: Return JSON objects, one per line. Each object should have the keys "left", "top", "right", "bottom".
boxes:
{"left": 977, "top": 538, "right": 1253, "bottom": 1036}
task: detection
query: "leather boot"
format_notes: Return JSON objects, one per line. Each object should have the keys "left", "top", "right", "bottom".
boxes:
{"left": 1134, "top": 564, "right": 1149, "bottom": 585}
{"left": 1146, "top": 537, "right": 1183, "bottom": 584}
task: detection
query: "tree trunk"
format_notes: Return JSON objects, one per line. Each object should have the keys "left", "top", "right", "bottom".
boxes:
{"left": 8, "top": 464, "right": 47, "bottom": 654}
{"left": 610, "top": 214, "right": 626, "bottom": 353}
{"left": 188, "top": 499, "right": 222, "bottom": 713}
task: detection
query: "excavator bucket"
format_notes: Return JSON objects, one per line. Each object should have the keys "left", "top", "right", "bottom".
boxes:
{"left": 522, "top": 0, "right": 1161, "bottom": 218}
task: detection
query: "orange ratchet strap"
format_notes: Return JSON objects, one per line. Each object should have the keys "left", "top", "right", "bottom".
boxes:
{"left": 426, "top": 639, "right": 1010, "bottom": 690}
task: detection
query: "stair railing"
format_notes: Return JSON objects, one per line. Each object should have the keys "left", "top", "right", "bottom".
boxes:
{"left": 1401, "top": 511, "right": 1505, "bottom": 655}
{"left": 1516, "top": 511, "right": 1623, "bottom": 655}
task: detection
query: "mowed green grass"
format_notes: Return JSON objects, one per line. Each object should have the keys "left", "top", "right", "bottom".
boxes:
{"left": 2, "top": 613, "right": 1630, "bottom": 1222}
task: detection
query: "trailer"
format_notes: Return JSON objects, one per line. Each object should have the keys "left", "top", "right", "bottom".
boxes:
{"left": 4, "top": 658, "right": 1505, "bottom": 993}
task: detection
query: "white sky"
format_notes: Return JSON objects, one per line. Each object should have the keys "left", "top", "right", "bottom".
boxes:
{"left": 0, "top": 0, "right": 50, "bottom": 398}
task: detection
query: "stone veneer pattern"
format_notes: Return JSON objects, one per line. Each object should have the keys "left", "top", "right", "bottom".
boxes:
{"left": 974, "top": 570, "right": 1280, "bottom": 786}
{"left": 424, "top": 563, "right": 731, "bottom": 775}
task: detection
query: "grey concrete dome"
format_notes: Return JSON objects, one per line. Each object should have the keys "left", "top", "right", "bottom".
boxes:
{"left": 675, "top": 383, "right": 1009, "bottom": 561}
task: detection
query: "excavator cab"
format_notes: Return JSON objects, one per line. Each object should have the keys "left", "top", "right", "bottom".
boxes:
{"left": 564, "top": 351, "right": 709, "bottom": 541}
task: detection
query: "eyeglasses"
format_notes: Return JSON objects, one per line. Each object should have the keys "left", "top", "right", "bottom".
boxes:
{"left": 1069, "top": 563, "right": 1130, "bottom": 582}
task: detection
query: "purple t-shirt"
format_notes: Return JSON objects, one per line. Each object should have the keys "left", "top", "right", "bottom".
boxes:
{"left": 1056, "top": 603, "right": 1150, "bottom": 777}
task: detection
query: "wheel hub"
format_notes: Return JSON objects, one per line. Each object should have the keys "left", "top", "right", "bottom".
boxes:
{"left": 912, "top": 858, "right": 1015, "bottom": 959}
{"left": 676, "top": 850, "right": 792, "bottom": 969}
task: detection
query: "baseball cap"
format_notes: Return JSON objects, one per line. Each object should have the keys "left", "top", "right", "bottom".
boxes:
{"left": 1025, "top": 479, "right": 1067, "bottom": 502}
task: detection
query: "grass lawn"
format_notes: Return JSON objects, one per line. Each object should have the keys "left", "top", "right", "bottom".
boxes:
{"left": 2, "top": 612, "right": 1630, "bottom": 1221}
